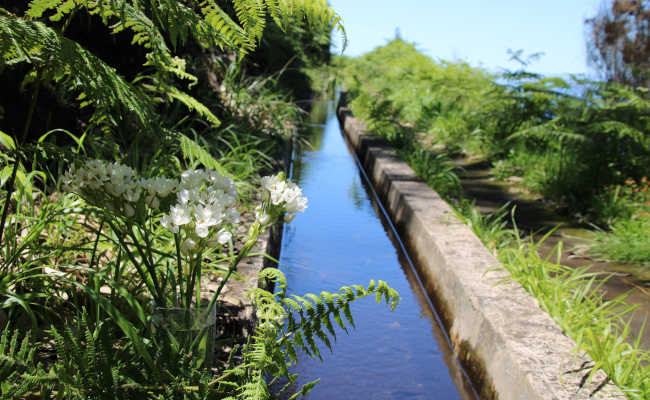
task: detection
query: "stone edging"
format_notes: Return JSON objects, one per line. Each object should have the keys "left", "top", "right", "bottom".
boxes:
{"left": 213, "top": 223, "right": 284, "bottom": 337}
{"left": 336, "top": 95, "right": 625, "bottom": 400}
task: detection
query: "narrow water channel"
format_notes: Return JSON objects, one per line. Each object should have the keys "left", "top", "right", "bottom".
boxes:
{"left": 277, "top": 97, "right": 478, "bottom": 400}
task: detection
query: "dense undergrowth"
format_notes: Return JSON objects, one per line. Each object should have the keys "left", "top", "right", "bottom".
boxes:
{"left": 341, "top": 38, "right": 650, "bottom": 266}
{"left": 0, "top": 2, "right": 403, "bottom": 399}
{"left": 341, "top": 39, "right": 650, "bottom": 398}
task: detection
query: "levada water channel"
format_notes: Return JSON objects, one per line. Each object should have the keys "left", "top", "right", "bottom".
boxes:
{"left": 275, "top": 95, "right": 478, "bottom": 400}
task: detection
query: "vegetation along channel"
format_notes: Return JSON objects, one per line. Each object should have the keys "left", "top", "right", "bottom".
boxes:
{"left": 1, "top": 0, "right": 649, "bottom": 398}
{"left": 277, "top": 97, "right": 477, "bottom": 399}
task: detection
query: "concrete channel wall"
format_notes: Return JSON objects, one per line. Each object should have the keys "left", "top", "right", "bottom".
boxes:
{"left": 336, "top": 96, "right": 625, "bottom": 400}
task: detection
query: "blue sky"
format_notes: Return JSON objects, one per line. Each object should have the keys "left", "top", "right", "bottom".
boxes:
{"left": 328, "top": 0, "right": 603, "bottom": 75}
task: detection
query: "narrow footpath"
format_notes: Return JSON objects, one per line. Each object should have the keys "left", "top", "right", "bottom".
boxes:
{"left": 455, "top": 154, "right": 650, "bottom": 351}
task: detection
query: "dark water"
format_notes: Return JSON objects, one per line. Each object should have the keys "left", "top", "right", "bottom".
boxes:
{"left": 277, "top": 98, "right": 477, "bottom": 400}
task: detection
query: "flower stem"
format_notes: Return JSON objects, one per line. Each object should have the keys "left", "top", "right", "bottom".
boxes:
{"left": 206, "top": 222, "right": 262, "bottom": 316}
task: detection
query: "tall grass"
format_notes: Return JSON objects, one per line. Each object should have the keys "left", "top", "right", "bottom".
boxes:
{"left": 342, "top": 38, "right": 650, "bottom": 398}
{"left": 342, "top": 39, "right": 650, "bottom": 218}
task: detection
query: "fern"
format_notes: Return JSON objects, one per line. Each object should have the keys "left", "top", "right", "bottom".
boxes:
{"left": 0, "top": 327, "right": 55, "bottom": 399}
{"left": 25, "top": 0, "right": 66, "bottom": 19}
{"left": 164, "top": 85, "right": 221, "bottom": 127}
{"left": 0, "top": 11, "right": 154, "bottom": 126}
{"left": 0, "top": 327, "right": 35, "bottom": 382}
{"left": 200, "top": 1, "right": 256, "bottom": 54}
{"left": 217, "top": 269, "right": 400, "bottom": 399}
{"left": 178, "top": 132, "right": 229, "bottom": 176}
{"left": 46, "top": 312, "right": 135, "bottom": 399}
{"left": 5, "top": 0, "right": 345, "bottom": 141}
{"left": 233, "top": 0, "right": 267, "bottom": 42}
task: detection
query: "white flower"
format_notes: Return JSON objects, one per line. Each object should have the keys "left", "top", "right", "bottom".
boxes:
{"left": 216, "top": 228, "right": 232, "bottom": 245}
{"left": 124, "top": 187, "right": 141, "bottom": 203}
{"left": 141, "top": 177, "right": 176, "bottom": 198}
{"left": 179, "top": 169, "right": 205, "bottom": 191}
{"left": 282, "top": 185, "right": 307, "bottom": 213}
{"left": 161, "top": 205, "right": 192, "bottom": 233}
{"left": 160, "top": 169, "right": 240, "bottom": 244}
{"left": 194, "top": 206, "right": 220, "bottom": 238}
{"left": 255, "top": 205, "right": 271, "bottom": 225}
{"left": 178, "top": 189, "right": 193, "bottom": 205}
{"left": 260, "top": 174, "right": 307, "bottom": 219}
{"left": 160, "top": 215, "right": 175, "bottom": 232}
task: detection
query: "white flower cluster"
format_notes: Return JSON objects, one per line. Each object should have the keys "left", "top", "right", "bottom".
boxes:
{"left": 257, "top": 173, "right": 307, "bottom": 224}
{"left": 161, "top": 169, "right": 240, "bottom": 253}
{"left": 63, "top": 160, "right": 176, "bottom": 218}
{"left": 63, "top": 161, "right": 307, "bottom": 256}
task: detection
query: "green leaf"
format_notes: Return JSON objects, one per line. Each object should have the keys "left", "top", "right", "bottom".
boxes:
{"left": 0, "top": 130, "right": 15, "bottom": 150}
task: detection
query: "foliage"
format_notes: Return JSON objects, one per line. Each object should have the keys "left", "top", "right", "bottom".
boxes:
{"left": 342, "top": 38, "right": 650, "bottom": 220}
{"left": 592, "top": 216, "right": 650, "bottom": 266}
{"left": 0, "top": 0, "right": 367, "bottom": 399}
{"left": 499, "top": 230, "right": 650, "bottom": 399}
{"left": 588, "top": 177, "right": 650, "bottom": 265}
{"left": 343, "top": 38, "right": 650, "bottom": 398}
{"left": 585, "top": 0, "right": 650, "bottom": 88}
{"left": 0, "top": 256, "right": 399, "bottom": 399}
{"left": 218, "top": 269, "right": 399, "bottom": 400}
{"left": 593, "top": 177, "right": 650, "bottom": 222}
{"left": 453, "top": 201, "right": 516, "bottom": 253}
{"left": 454, "top": 200, "right": 650, "bottom": 398}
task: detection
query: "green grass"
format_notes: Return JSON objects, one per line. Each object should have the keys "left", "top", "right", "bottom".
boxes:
{"left": 592, "top": 217, "right": 650, "bottom": 266}
{"left": 497, "top": 230, "right": 650, "bottom": 398}
{"left": 342, "top": 39, "right": 650, "bottom": 399}
{"left": 456, "top": 201, "right": 650, "bottom": 398}
{"left": 342, "top": 39, "right": 650, "bottom": 221}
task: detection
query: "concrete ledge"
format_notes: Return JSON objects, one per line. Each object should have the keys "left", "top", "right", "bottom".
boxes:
{"left": 337, "top": 97, "right": 625, "bottom": 400}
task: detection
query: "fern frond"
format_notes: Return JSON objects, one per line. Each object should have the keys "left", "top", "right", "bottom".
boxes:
{"left": 275, "top": 0, "right": 347, "bottom": 50}
{"left": 178, "top": 133, "right": 228, "bottom": 175}
{"left": 164, "top": 85, "right": 221, "bottom": 127}
{"left": 0, "top": 328, "right": 50, "bottom": 396}
{"left": 237, "top": 371, "right": 270, "bottom": 400}
{"left": 507, "top": 122, "right": 589, "bottom": 144}
{"left": 200, "top": 1, "right": 255, "bottom": 54}
{"left": 262, "top": 0, "right": 283, "bottom": 29}
{"left": 258, "top": 267, "right": 287, "bottom": 297}
{"left": 286, "top": 378, "right": 319, "bottom": 400}
{"left": 25, "top": 0, "right": 66, "bottom": 19}
{"left": 233, "top": 0, "right": 267, "bottom": 42}
{"left": 0, "top": 13, "right": 153, "bottom": 125}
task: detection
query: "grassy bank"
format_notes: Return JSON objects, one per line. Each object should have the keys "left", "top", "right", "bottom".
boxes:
{"left": 341, "top": 39, "right": 650, "bottom": 398}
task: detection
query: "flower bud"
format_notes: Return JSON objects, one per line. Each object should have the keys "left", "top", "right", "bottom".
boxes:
{"left": 181, "top": 238, "right": 197, "bottom": 255}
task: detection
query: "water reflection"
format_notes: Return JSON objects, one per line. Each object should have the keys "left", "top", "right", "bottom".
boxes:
{"left": 277, "top": 96, "right": 477, "bottom": 400}
{"left": 347, "top": 180, "right": 365, "bottom": 210}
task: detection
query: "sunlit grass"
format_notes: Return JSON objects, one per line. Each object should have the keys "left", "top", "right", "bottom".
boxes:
{"left": 591, "top": 217, "right": 650, "bottom": 267}
{"left": 341, "top": 39, "right": 650, "bottom": 398}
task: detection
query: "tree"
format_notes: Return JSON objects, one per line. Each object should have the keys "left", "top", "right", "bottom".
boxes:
{"left": 585, "top": 0, "right": 650, "bottom": 87}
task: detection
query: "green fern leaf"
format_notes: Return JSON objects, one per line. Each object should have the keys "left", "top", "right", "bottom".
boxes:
{"left": 25, "top": 0, "right": 65, "bottom": 19}
{"left": 178, "top": 133, "right": 228, "bottom": 175}
{"left": 342, "top": 302, "right": 355, "bottom": 328}
{"left": 165, "top": 85, "right": 221, "bottom": 127}
{"left": 0, "top": 13, "right": 153, "bottom": 125}
{"left": 233, "top": 0, "right": 266, "bottom": 42}
{"left": 200, "top": 1, "right": 255, "bottom": 54}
